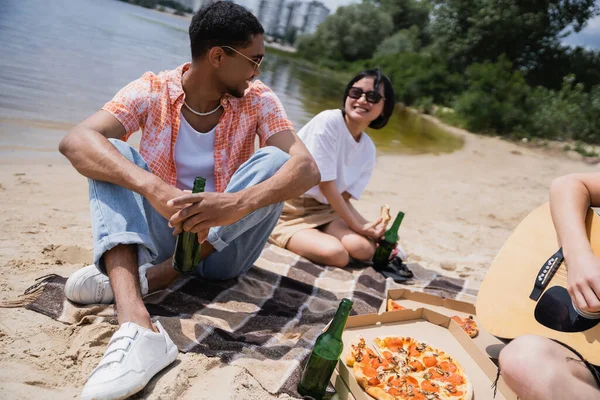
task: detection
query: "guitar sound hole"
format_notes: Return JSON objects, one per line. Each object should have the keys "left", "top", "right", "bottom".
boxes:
{"left": 534, "top": 286, "right": 600, "bottom": 333}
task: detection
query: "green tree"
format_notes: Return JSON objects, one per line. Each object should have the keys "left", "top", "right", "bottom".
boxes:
{"left": 529, "top": 76, "right": 600, "bottom": 143}
{"left": 374, "top": 25, "right": 422, "bottom": 57}
{"left": 296, "top": 35, "right": 327, "bottom": 61}
{"left": 369, "top": 0, "right": 431, "bottom": 35}
{"left": 528, "top": 47, "right": 600, "bottom": 90}
{"left": 454, "top": 56, "right": 532, "bottom": 134}
{"left": 283, "top": 26, "right": 298, "bottom": 46}
{"left": 297, "top": 4, "right": 394, "bottom": 62}
{"left": 585, "top": 86, "right": 600, "bottom": 144}
{"left": 430, "top": 0, "right": 599, "bottom": 84}
{"left": 373, "top": 51, "right": 464, "bottom": 105}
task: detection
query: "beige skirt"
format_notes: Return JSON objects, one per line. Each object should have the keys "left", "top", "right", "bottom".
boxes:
{"left": 269, "top": 196, "right": 340, "bottom": 248}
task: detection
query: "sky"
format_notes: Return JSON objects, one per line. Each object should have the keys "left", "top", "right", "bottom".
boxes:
{"left": 562, "top": 14, "right": 600, "bottom": 49}
{"left": 321, "top": 0, "right": 600, "bottom": 49}
{"left": 322, "top": 0, "right": 358, "bottom": 11}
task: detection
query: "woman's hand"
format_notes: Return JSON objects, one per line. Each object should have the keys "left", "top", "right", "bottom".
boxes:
{"left": 355, "top": 217, "right": 387, "bottom": 240}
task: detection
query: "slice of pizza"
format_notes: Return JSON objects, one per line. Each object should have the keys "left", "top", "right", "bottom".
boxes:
{"left": 373, "top": 337, "right": 412, "bottom": 377}
{"left": 374, "top": 336, "right": 473, "bottom": 400}
{"left": 346, "top": 336, "right": 368, "bottom": 367}
{"left": 346, "top": 336, "right": 393, "bottom": 371}
{"left": 387, "top": 299, "right": 408, "bottom": 312}
{"left": 451, "top": 315, "right": 479, "bottom": 338}
{"left": 349, "top": 352, "right": 418, "bottom": 400}
{"left": 418, "top": 355, "right": 472, "bottom": 399}
{"left": 351, "top": 362, "right": 395, "bottom": 400}
{"left": 346, "top": 337, "right": 399, "bottom": 400}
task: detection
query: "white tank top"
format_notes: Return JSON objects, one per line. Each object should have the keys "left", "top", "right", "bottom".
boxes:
{"left": 174, "top": 113, "right": 216, "bottom": 192}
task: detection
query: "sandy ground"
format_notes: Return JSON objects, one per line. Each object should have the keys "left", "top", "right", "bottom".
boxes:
{"left": 0, "top": 120, "right": 597, "bottom": 399}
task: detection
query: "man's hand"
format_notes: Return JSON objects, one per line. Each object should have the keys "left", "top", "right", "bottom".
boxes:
{"left": 567, "top": 251, "right": 600, "bottom": 313}
{"left": 355, "top": 217, "right": 386, "bottom": 240}
{"left": 167, "top": 192, "right": 249, "bottom": 243}
{"left": 146, "top": 184, "right": 187, "bottom": 222}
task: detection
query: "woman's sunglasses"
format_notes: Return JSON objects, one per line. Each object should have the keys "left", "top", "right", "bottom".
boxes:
{"left": 347, "top": 87, "right": 384, "bottom": 104}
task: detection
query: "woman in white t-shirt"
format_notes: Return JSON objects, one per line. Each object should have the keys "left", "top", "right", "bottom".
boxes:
{"left": 269, "top": 69, "right": 396, "bottom": 267}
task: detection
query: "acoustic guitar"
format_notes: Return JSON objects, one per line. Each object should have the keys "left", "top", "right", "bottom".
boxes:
{"left": 476, "top": 203, "right": 600, "bottom": 364}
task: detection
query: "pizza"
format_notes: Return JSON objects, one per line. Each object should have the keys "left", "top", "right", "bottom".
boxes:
{"left": 346, "top": 336, "right": 472, "bottom": 400}
{"left": 451, "top": 316, "right": 479, "bottom": 338}
{"left": 386, "top": 300, "right": 479, "bottom": 339}
{"left": 387, "top": 299, "right": 407, "bottom": 311}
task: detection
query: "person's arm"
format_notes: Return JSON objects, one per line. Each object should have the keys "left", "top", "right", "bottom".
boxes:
{"left": 59, "top": 73, "right": 184, "bottom": 220}
{"left": 245, "top": 130, "right": 320, "bottom": 206}
{"left": 59, "top": 112, "right": 181, "bottom": 220}
{"left": 167, "top": 130, "right": 319, "bottom": 239}
{"left": 341, "top": 192, "right": 369, "bottom": 225}
{"left": 168, "top": 88, "right": 319, "bottom": 239}
{"left": 550, "top": 172, "right": 600, "bottom": 313}
{"left": 321, "top": 182, "right": 384, "bottom": 239}
{"left": 339, "top": 149, "right": 377, "bottom": 231}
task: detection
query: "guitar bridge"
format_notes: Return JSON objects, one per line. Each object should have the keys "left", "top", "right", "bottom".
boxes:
{"left": 529, "top": 248, "right": 564, "bottom": 301}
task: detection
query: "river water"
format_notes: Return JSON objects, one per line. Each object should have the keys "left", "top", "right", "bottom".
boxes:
{"left": 0, "top": 0, "right": 463, "bottom": 161}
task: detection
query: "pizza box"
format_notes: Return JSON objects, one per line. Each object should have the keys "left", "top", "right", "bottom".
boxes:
{"left": 336, "top": 308, "right": 517, "bottom": 400}
{"left": 382, "top": 289, "right": 507, "bottom": 361}
{"left": 330, "top": 368, "right": 357, "bottom": 400}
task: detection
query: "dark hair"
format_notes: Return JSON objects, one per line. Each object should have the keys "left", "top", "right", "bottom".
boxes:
{"left": 342, "top": 69, "right": 395, "bottom": 129}
{"left": 189, "top": 2, "right": 264, "bottom": 60}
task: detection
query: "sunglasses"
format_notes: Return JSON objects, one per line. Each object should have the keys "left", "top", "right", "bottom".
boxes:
{"left": 221, "top": 46, "right": 263, "bottom": 72}
{"left": 347, "top": 87, "right": 384, "bottom": 104}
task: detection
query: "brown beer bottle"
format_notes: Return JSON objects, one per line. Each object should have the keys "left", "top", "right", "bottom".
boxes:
{"left": 172, "top": 176, "right": 205, "bottom": 273}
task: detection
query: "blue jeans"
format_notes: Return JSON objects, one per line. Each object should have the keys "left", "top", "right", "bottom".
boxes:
{"left": 89, "top": 138, "right": 289, "bottom": 280}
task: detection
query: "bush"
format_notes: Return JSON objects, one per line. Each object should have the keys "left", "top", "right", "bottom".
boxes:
{"left": 374, "top": 26, "right": 422, "bottom": 57}
{"left": 573, "top": 142, "right": 599, "bottom": 157}
{"left": 454, "top": 56, "right": 531, "bottom": 134}
{"left": 529, "top": 76, "right": 600, "bottom": 144}
{"left": 297, "top": 4, "right": 394, "bottom": 63}
{"left": 415, "top": 96, "right": 434, "bottom": 114}
{"left": 586, "top": 86, "right": 600, "bottom": 143}
{"left": 372, "top": 52, "right": 464, "bottom": 106}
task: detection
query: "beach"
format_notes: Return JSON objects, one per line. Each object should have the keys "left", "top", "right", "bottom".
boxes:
{"left": 0, "top": 120, "right": 597, "bottom": 399}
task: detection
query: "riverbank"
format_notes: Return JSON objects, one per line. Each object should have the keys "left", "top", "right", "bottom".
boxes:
{"left": 0, "top": 119, "right": 597, "bottom": 399}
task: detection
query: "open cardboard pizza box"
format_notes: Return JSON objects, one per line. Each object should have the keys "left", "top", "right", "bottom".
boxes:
{"left": 381, "top": 289, "right": 507, "bottom": 361}
{"left": 334, "top": 308, "right": 517, "bottom": 400}
{"left": 330, "top": 369, "right": 357, "bottom": 400}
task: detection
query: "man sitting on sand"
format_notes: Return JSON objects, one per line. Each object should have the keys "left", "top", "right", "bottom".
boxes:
{"left": 499, "top": 172, "right": 600, "bottom": 399}
{"left": 58, "top": 3, "right": 319, "bottom": 399}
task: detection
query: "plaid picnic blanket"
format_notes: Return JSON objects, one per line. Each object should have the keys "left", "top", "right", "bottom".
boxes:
{"left": 3, "top": 244, "right": 476, "bottom": 396}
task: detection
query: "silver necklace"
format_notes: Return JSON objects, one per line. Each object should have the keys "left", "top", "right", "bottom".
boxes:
{"left": 183, "top": 100, "right": 222, "bottom": 116}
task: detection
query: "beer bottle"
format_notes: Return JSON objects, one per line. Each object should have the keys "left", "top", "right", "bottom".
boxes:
{"left": 297, "top": 298, "right": 353, "bottom": 399}
{"left": 173, "top": 176, "right": 206, "bottom": 273}
{"left": 372, "top": 211, "right": 405, "bottom": 269}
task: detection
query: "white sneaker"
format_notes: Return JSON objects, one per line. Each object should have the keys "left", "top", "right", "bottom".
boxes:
{"left": 65, "top": 264, "right": 149, "bottom": 304}
{"left": 81, "top": 320, "right": 178, "bottom": 400}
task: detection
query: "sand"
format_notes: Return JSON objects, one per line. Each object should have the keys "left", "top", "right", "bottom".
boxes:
{"left": 0, "top": 120, "right": 597, "bottom": 399}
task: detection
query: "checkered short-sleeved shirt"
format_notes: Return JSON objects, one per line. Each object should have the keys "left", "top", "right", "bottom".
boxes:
{"left": 102, "top": 63, "right": 294, "bottom": 192}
